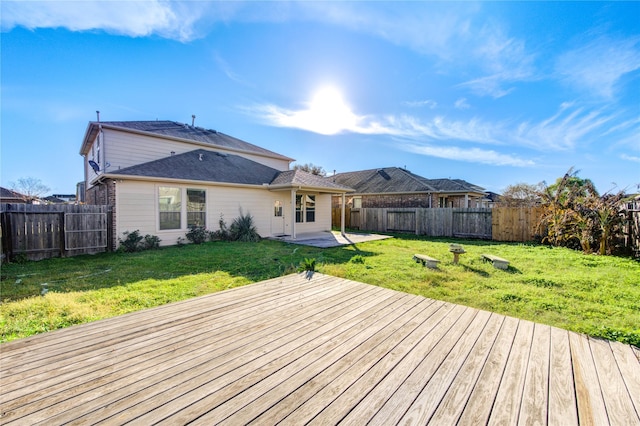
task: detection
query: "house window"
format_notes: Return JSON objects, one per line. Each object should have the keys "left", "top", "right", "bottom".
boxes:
{"left": 159, "top": 187, "right": 181, "bottom": 230}
{"left": 274, "top": 200, "right": 283, "bottom": 217}
{"left": 295, "top": 194, "right": 316, "bottom": 223}
{"left": 439, "top": 196, "right": 447, "bottom": 208}
{"left": 306, "top": 195, "right": 315, "bottom": 222}
{"left": 352, "top": 197, "right": 362, "bottom": 209}
{"left": 187, "top": 189, "right": 206, "bottom": 227}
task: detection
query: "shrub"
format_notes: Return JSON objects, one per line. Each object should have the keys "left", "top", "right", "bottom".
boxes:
{"left": 211, "top": 214, "right": 231, "bottom": 241}
{"left": 230, "top": 211, "right": 261, "bottom": 242}
{"left": 142, "top": 234, "right": 161, "bottom": 250}
{"left": 118, "top": 230, "right": 144, "bottom": 253}
{"left": 185, "top": 226, "right": 210, "bottom": 244}
{"left": 118, "top": 230, "right": 161, "bottom": 252}
{"left": 300, "top": 258, "right": 316, "bottom": 272}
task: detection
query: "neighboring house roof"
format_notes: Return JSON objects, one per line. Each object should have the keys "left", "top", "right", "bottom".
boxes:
{"left": 0, "top": 186, "right": 26, "bottom": 202}
{"left": 327, "top": 167, "right": 486, "bottom": 195}
{"left": 80, "top": 120, "right": 293, "bottom": 161}
{"left": 106, "top": 149, "right": 351, "bottom": 193}
{"left": 328, "top": 167, "right": 437, "bottom": 194}
{"left": 270, "top": 169, "right": 352, "bottom": 193}
{"left": 425, "top": 178, "right": 486, "bottom": 194}
{"left": 43, "top": 196, "right": 67, "bottom": 204}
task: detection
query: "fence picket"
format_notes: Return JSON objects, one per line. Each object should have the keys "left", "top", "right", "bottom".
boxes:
{"left": 1, "top": 204, "right": 110, "bottom": 261}
{"left": 332, "top": 207, "right": 544, "bottom": 242}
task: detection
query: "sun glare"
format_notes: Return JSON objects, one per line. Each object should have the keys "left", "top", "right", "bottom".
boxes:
{"left": 305, "top": 86, "right": 357, "bottom": 135}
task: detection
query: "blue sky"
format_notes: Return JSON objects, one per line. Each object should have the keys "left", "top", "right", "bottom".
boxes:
{"left": 1, "top": 1, "right": 639, "bottom": 195}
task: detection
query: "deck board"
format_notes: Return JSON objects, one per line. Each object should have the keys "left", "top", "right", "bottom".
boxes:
{"left": 1, "top": 272, "right": 638, "bottom": 425}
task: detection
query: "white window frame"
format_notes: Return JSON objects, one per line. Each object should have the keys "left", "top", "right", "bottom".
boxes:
{"left": 158, "top": 186, "right": 207, "bottom": 231}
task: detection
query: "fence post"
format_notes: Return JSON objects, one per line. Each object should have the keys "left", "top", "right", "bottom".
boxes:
{"left": 60, "top": 211, "right": 66, "bottom": 258}
{"left": 1, "top": 211, "right": 12, "bottom": 262}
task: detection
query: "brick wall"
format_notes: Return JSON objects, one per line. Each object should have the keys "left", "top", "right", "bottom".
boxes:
{"left": 85, "top": 180, "right": 117, "bottom": 249}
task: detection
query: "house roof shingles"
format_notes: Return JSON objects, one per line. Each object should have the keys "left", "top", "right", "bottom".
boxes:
{"left": 328, "top": 167, "right": 486, "bottom": 195}
{"left": 328, "top": 167, "right": 437, "bottom": 194}
{"left": 110, "top": 149, "right": 280, "bottom": 186}
{"left": 109, "top": 149, "right": 351, "bottom": 192}
{"left": 81, "top": 120, "right": 292, "bottom": 161}
{"left": 0, "top": 187, "right": 27, "bottom": 202}
{"left": 271, "top": 169, "right": 352, "bottom": 192}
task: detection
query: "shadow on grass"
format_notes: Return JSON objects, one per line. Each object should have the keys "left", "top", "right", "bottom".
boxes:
{"left": 0, "top": 239, "right": 375, "bottom": 302}
{"left": 460, "top": 265, "right": 491, "bottom": 277}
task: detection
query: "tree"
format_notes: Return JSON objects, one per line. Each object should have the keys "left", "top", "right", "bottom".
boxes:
{"left": 499, "top": 182, "right": 544, "bottom": 207}
{"left": 292, "top": 163, "right": 326, "bottom": 176}
{"left": 10, "top": 177, "right": 50, "bottom": 203}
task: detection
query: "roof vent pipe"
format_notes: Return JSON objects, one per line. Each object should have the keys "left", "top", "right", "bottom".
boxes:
{"left": 96, "top": 110, "right": 100, "bottom": 122}
{"left": 192, "top": 114, "right": 196, "bottom": 127}
{"left": 199, "top": 153, "right": 203, "bottom": 161}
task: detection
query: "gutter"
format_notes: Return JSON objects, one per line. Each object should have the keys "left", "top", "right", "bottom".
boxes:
{"left": 91, "top": 173, "right": 273, "bottom": 190}
{"left": 268, "top": 184, "right": 353, "bottom": 194}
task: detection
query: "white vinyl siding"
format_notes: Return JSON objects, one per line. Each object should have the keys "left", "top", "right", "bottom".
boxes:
{"left": 102, "top": 128, "right": 290, "bottom": 173}
{"left": 114, "top": 181, "right": 333, "bottom": 247}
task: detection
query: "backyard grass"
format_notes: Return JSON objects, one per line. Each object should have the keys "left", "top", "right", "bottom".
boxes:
{"left": 1, "top": 234, "right": 638, "bottom": 347}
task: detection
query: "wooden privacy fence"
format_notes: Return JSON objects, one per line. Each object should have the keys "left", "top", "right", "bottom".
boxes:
{"left": 332, "top": 207, "right": 544, "bottom": 242}
{"left": 1, "top": 204, "right": 110, "bottom": 262}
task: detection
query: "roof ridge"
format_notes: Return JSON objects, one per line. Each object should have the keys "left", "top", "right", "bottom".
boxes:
{"left": 396, "top": 167, "right": 437, "bottom": 191}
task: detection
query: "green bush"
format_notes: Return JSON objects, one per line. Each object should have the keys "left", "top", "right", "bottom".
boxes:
{"left": 118, "top": 230, "right": 161, "bottom": 252}
{"left": 300, "top": 257, "right": 316, "bottom": 272}
{"left": 230, "top": 211, "right": 261, "bottom": 242}
{"left": 142, "top": 234, "right": 161, "bottom": 250}
{"left": 118, "top": 230, "right": 144, "bottom": 252}
{"left": 185, "top": 226, "right": 210, "bottom": 244}
{"left": 210, "top": 214, "right": 231, "bottom": 241}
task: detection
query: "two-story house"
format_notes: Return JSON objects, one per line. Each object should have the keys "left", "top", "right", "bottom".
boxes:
{"left": 80, "top": 120, "right": 351, "bottom": 248}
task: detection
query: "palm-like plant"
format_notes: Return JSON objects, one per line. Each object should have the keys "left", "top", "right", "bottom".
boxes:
{"left": 537, "top": 168, "right": 628, "bottom": 255}
{"left": 230, "top": 210, "right": 261, "bottom": 242}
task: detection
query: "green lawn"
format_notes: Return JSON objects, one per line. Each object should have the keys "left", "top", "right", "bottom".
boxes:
{"left": 1, "top": 235, "right": 638, "bottom": 346}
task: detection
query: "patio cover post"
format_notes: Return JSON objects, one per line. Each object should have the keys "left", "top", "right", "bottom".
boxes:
{"left": 341, "top": 193, "right": 346, "bottom": 236}
{"left": 291, "top": 189, "right": 296, "bottom": 239}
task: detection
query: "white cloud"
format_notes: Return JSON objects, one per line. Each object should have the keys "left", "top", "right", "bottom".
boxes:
{"left": 248, "top": 97, "right": 634, "bottom": 169}
{"left": 248, "top": 101, "right": 506, "bottom": 144}
{"left": 1, "top": 0, "right": 206, "bottom": 42}
{"left": 555, "top": 36, "right": 640, "bottom": 99}
{"left": 454, "top": 98, "right": 470, "bottom": 110}
{"left": 403, "top": 144, "right": 535, "bottom": 167}
{"left": 621, "top": 154, "right": 640, "bottom": 163}
{"left": 404, "top": 100, "right": 438, "bottom": 109}
{"left": 514, "top": 103, "right": 616, "bottom": 151}
{"left": 299, "top": 2, "right": 478, "bottom": 60}
{"left": 214, "top": 53, "right": 251, "bottom": 86}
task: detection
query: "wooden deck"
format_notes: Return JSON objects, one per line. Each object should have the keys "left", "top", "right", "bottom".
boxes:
{"left": 1, "top": 273, "right": 638, "bottom": 425}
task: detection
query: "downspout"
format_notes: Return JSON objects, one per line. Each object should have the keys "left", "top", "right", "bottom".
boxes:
{"left": 341, "top": 193, "right": 346, "bottom": 236}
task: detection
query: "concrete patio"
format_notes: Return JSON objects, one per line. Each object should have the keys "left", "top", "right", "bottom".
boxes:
{"left": 269, "top": 230, "right": 393, "bottom": 248}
